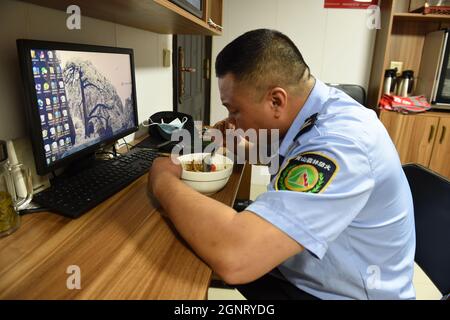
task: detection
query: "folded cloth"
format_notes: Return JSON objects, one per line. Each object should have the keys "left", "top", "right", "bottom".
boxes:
{"left": 379, "top": 94, "right": 431, "bottom": 114}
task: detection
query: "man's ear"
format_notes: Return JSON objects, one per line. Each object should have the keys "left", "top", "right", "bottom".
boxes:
{"left": 268, "top": 87, "right": 288, "bottom": 119}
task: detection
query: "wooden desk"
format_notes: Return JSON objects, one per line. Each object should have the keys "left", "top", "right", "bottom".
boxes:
{"left": 0, "top": 164, "right": 244, "bottom": 299}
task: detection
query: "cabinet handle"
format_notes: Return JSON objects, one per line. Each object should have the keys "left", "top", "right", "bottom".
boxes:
{"left": 428, "top": 125, "right": 435, "bottom": 143}
{"left": 439, "top": 126, "right": 447, "bottom": 144}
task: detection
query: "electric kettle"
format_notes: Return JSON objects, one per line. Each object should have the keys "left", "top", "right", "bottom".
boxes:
{"left": 397, "top": 70, "right": 415, "bottom": 97}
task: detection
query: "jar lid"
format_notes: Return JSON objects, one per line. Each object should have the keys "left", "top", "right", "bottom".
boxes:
{"left": 402, "top": 70, "right": 414, "bottom": 78}
{"left": 385, "top": 69, "right": 397, "bottom": 77}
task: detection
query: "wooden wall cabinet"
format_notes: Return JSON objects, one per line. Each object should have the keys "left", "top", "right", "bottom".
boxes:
{"left": 367, "top": 0, "right": 450, "bottom": 109}
{"left": 429, "top": 117, "right": 450, "bottom": 177}
{"left": 19, "top": 0, "right": 223, "bottom": 35}
{"left": 381, "top": 111, "right": 450, "bottom": 179}
{"left": 370, "top": 0, "right": 450, "bottom": 179}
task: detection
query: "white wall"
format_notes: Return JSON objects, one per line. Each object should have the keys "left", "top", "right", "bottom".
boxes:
{"left": 0, "top": 0, "right": 173, "bottom": 184}
{"left": 210, "top": 0, "right": 377, "bottom": 124}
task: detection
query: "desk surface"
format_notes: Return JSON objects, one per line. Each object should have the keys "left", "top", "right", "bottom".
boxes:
{"left": 0, "top": 163, "right": 244, "bottom": 299}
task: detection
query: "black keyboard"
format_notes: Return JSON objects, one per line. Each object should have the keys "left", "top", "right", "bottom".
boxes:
{"left": 33, "top": 148, "right": 160, "bottom": 218}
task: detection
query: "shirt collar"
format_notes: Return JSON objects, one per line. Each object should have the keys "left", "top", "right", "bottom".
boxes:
{"left": 278, "top": 79, "right": 330, "bottom": 157}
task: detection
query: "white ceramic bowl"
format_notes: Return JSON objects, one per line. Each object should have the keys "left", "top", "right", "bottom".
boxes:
{"left": 178, "top": 153, "right": 234, "bottom": 195}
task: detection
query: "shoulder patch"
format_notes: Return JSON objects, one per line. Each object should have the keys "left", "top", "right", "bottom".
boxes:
{"left": 275, "top": 152, "right": 339, "bottom": 193}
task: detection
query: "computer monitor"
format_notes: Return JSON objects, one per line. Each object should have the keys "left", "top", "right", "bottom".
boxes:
{"left": 17, "top": 39, "right": 139, "bottom": 175}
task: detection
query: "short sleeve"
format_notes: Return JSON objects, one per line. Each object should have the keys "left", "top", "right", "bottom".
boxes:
{"left": 246, "top": 133, "right": 375, "bottom": 259}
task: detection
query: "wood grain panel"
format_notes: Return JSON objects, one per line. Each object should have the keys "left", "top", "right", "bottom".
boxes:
{"left": 394, "top": 13, "right": 450, "bottom": 23}
{"left": 380, "top": 111, "right": 441, "bottom": 165}
{"left": 429, "top": 116, "right": 450, "bottom": 178}
{"left": 367, "top": 0, "right": 395, "bottom": 110}
{"left": 396, "top": 114, "right": 439, "bottom": 166}
{"left": 20, "top": 0, "right": 222, "bottom": 35}
{"left": 0, "top": 164, "right": 244, "bottom": 299}
{"left": 389, "top": 20, "right": 439, "bottom": 91}
{"left": 380, "top": 110, "right": 404, "bottom": 145}
{"left": 209, "top": 0, "right": 223, "bottom": 27}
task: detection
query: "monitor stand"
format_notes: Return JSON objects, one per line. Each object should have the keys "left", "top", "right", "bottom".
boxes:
{"left": 50, "top": 151, "right": 107, "bottom": 184}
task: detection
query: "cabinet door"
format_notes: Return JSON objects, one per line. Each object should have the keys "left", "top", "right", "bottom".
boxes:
{"left": 380, "top": 111, "right": 404, "bottom": 145}
{"left": 380, "top": 112, "right": 439, "bottom": 166}
{"left": 396, "top": 115, "right": 439, "bottom": 166}
{"left": 429, "top": 117, "right": 450, "bottom": 179}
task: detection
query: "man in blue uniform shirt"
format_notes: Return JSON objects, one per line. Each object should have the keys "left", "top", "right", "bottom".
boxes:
{"left": 147, "top": 29, "right": 416, "bottom": 300}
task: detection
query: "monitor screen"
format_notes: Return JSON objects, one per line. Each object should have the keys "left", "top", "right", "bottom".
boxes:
{"left": 170, "top": 0, "right": 203, "bottom": 18}
{"left": 17, "top": 40, "right": 139, "bottom": 175}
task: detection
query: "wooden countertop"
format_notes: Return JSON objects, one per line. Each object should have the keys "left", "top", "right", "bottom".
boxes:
{"left": 0, "top": 163, "right": 244, "bottom": 299}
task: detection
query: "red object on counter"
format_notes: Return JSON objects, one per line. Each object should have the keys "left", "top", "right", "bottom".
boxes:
{"left": 424, "top": 6, "right": 450, "bottom": 15}
{"left": 324, "top": 0, "right": 379, "bottom": 9}
{"left": 379, "top": 94, "right": 431, "bottom": 114}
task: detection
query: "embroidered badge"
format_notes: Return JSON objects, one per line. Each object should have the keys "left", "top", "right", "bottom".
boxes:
{"left": 275, "top": 152, "right": 339, "bottom": 193}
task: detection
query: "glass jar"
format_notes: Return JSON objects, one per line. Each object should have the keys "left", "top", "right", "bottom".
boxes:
{"left": 0, "top": 161, "right": 33, "bottom": 237}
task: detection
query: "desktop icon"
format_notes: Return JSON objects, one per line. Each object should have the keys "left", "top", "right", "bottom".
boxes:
{"left": 45, "top": 98, "right": 51, "bottom": 106}
{"left": 49, "top": 66, "right": 55, "bottom": 74}
{"left": 47, "top": 51, "right": 53, "bottom": 59}
{"left": 64, "top": 123, "right": 69, "bottom": 130}
{"left": 47, "top": 113, "right": 53, "bottom": 121}
{"left": 44, "top": 144, "right": 51, "bottom": 152}
{"left": 52, "top": 96, "right": 58, "bottom": 104}
{"left": 51, "top": 142, "right": 58, "bottom": 150}
{"left": 33, "top": 67, "right": 39, "bottom": 75}
{"left": 60, "top": 95, "right": 66, "bottom": 103}
{"left": 41, "top": 67, "right": 48, "bottom": 75}
{"left": 50, "top": 127, "right": 56, "bottom": 135}
{"left": 59, "top": 81, "right": 64, "bottom": 89}
{"left": 42, "top": 129, "right": 48, "bottom": 138}
{"left": 37, "top": 99, "right": 44, "bottom": 107}
{"left": 46, "top": 158, "right": 51, "bottom": 165}
{"left": 59, "top": 139, "right": 65, "bottom": 147}
{"left": 43, "top": 82, "right": 50, "bottom": 91}
{"left": 62, "top": 109, "right": 68, "bottom": 117}
{"left": 40, "top": 115, "right": 45, "bottom": 123}
{"left": 51, "top": 81, "right": 57, "bottom": 90}
{"left": 35, "top": 84, "right": 41, "bottom": 91}
{"left": 30, "top": 50, "right": 36, "bottom": 59}
{"left": 39, "top": 51, "right": 45, "bottom": 59}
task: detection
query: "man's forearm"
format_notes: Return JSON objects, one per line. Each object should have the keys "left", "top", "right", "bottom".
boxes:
{"left": 152, "top": 172, "right": 240, "bottom": 276}
{"left": 150, "top": 171, "right": 303, "bottom": 284}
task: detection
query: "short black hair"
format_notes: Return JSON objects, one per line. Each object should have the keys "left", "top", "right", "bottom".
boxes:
{"left": 215, "top": 29, "right": 310, "bottom": 91}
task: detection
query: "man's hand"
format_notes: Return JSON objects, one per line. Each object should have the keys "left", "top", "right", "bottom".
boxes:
{"left": 212, "top": 118, "right": 235, "bottom": 147}
{"left": 148, "top": 157, "right": 182, "bottom": 195}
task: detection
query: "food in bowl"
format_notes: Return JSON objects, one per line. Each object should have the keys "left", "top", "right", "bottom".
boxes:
{"left": 183, "top": 159, "right": 218, "bottom": 172}
{"left": 178, "top": 153, "right": 234, "bottom": 195}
